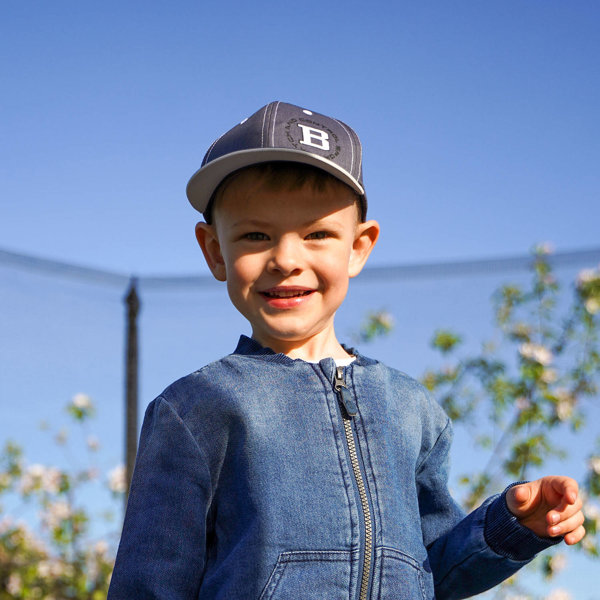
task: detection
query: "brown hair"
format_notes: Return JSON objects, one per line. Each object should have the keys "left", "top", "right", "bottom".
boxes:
{"left": 203, "top": 162, "right": 364, "bottom": 224}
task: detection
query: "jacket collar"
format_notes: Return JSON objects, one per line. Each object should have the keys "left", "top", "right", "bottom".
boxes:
{"left": 232, "top": 335, "right": 376, "bottom": 367}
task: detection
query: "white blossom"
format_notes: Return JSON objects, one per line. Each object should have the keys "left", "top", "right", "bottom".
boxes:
{"left": 545, "top": 589, "right": 572, "bottom": 600}
{"left": 108, "top": 465, "right": 127, "bottom": 494}
{"left": 71, "top": 393, "right": 93, "bottom": 410}
{"left": 519, "top": 342, "right": 553, "bottom": 365}
{"left": 28, "top": 464, "right": 45, "bottom": 478}
{"left": 19, "top": 464, "right": 63, "bottom": 495}
{"left": 42, "top": 500, "right": 71, "bottom": 530}
{"left": 541, "top": 368, "right": 558, "bottom": 384}
{"left": 36, "top": 560, "right": 65, "bottom": 579}
{"left": 584, "top": 501, "right": 600, "bottom": 519}
{"left": 547, "top": 552, "right": 567, "bottom": 574}
{"left": 576, "top": 267, "right": 599, "bottom": 287}
{"left": 374, "top": 310, "right": 394, "bottom": 329}
{"left": 51, "top": 501, "right": 71, "bottom": 520}
{"left": 42, "top": 467, "right": 62, "bottom": 494}
{"left": 19, "top": 464, "right": 45, "bottom": 493}
{"left": 585, "top": 298, "right": 600, "bottom": 315}
{"left": 94, "top": 539, "right": 109, "bottom": 555}
{"left": 589, "top": 456, "right": 600, "bottom": 475}
{"left": 555, "top": 389, "right": 574, "bottom": 422}
{"left": 7, "top": 573, "right": 22, "bottom": 595}
{"left": 37, "top": 560, "right": 52, "bottom": 578}
{"left": 582, "top": 535, "right": 596, "bottom": 552}
{"left": 556, "top": 401, "right": 572, "bottom": 421}
{"left": 583, "top": 501, "right": 600, "bottom": 530}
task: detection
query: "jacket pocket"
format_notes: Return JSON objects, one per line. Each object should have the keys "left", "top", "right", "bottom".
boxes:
{"left": 372, "top": 547, "right": 434, "bottom": 600}
{"left": 259, "top": 550, "right": 355, "bottom": 600}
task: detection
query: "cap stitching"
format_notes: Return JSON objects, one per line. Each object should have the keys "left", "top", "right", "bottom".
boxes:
{"left": 260, "top": 104, "right": 269, "bottom": 149}
{"left": 332, "top": 118, "right": 355, "bottom": 175}
{"left": 271, "top": 101, "right": 281, "bottom": 147}
{"left": 204, "top": 131, "right": 227, "bottom": 164}
{"left": 352, "top": 127, "right": 362, "bottom": 176}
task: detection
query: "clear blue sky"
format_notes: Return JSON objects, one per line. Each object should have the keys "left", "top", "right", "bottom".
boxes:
{"left": 2, "top": 2, "right": 600, "bottom": 597}
{"left": 1, "top": 1, "right": 598, "bottom": 275}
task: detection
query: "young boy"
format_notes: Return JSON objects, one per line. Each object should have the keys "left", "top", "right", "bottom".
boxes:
{"left": 108, "top": 101, "right": 585, "bottom": 599}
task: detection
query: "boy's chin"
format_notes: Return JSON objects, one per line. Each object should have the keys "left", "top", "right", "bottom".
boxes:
{"left": 250, "top": 331, "right": 308, "bottom": 349}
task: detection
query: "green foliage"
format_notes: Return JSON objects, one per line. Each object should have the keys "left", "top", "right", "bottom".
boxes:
{"left": 357, "top": 310, "right": 394, "bottom": 343}
{"left": 431, "top": 330, "right": 462, "bottom": 354}
{"left": 420, "top": 247, "right": 600, "bottom": 575}
{"left": 0, "top": 396, "right": 123, "bottom": 598}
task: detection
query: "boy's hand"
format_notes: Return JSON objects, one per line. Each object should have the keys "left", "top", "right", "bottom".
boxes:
{"left": 506, "top": 476, "right": 585, "bottom": 545}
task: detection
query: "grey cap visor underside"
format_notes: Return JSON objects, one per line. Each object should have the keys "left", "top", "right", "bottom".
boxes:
{"left": 186, "top": 148, "right": 365, "bottom": 214}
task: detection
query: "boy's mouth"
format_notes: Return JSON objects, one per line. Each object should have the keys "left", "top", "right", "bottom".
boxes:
{"left": 259, "top": 287, "right": 315, "bottom": 309}
{"left": 260, "top": 287, "right": 314, "bottom": 299}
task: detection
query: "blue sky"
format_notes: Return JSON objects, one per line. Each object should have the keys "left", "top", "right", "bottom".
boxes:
{"left": 1, "top": 1, "right": 598, "bottom": 275}
{"left": 2, "top": 2, "right": 600, "bottom": 597}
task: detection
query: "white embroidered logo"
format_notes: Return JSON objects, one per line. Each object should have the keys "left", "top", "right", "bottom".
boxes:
{"left": 297, "top": 124, "right": 330, "bottom": 151}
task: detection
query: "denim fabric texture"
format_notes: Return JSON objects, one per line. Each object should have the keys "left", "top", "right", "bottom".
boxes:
{"left": 108, "top": 336, "right": 559, "bottom": 600}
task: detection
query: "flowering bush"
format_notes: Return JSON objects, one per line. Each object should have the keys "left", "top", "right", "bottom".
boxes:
{"left": 0, "top": 395, "right": 123, "bottom": 598}
{"left": 420, "top": 246, "right": 600, "bottom": 596}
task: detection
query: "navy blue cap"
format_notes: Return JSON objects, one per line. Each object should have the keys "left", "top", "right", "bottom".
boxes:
{"left": 186, "top": 101, "right": 367, "bottom": 218}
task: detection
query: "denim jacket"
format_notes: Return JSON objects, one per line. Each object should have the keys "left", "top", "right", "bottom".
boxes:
{"left": 108, "top": 336, "right": 558, "bottom": 600}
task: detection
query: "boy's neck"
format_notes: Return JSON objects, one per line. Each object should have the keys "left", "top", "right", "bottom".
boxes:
{"left": 251, "top": 331, "right": 353, "bottom": 362}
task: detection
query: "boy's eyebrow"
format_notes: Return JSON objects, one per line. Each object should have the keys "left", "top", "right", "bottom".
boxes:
{"left": 230, "top": 218, "right": 272, "bottom": 228}
{"left": 302, "top": 216, "right": 347, "bottom": 229}
{"left": 229, "top": 215, "right": 346, "bottom": 229}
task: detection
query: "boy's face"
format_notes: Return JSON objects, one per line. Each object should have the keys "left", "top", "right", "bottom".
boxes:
{"left": 196, "top": 171, "right": 379, "bottom": 357}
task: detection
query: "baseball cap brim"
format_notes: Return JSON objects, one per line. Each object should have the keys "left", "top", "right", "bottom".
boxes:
{"left": 186, "top": 147, "right": 365, "bottom": 215}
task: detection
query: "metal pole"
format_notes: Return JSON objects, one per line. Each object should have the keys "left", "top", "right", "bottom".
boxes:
{"left": 124, "top": 278, "right": 140, "bottom": 505}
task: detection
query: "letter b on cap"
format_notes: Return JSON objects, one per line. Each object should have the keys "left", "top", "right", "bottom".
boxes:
{"left": 297, "top": 124, "right": 330, "bottom": 151}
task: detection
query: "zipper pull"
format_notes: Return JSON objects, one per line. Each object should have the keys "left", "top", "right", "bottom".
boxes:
{"left": 334, "top": 366, "right": 358, "bottom": 417}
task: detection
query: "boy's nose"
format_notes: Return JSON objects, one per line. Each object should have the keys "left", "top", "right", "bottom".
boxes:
{"left": 268, "top": 237, "right": 302, "bottom": 276}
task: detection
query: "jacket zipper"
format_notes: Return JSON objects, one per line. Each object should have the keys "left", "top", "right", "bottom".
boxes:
{"left": 334, "top": 366, "right": 373, "bottom": 600}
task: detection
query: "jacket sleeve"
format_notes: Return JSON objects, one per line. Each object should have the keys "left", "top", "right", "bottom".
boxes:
{"left": 107, "top": 397, "right": 212, "bottom": 600}
{"left": 418, "top": 416, "right": 561, "bottom": 600}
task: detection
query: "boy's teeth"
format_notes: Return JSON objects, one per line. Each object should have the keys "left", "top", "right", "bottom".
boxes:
{"left": 267, "top": 290, "right": 309, "bottom": 298}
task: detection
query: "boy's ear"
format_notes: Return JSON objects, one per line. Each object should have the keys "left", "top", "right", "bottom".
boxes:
{"left": 195, "top": 222, "right": 226, "bottom": 281}
{"left": 348, "top": 219, "right": 380, "bottom": 278}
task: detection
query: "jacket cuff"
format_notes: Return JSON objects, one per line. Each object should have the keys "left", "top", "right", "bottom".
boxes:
{"left": 484, "top": 483, "right": 563, "bottom": 561}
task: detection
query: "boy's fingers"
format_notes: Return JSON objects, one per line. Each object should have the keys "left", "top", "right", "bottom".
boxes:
{"left": 513, "top": 483, "right": 532, "bottom": 505}
{"left": 553, "top": 489, "right": 581, "bottom": 517}
{"left": 547, "top": 509, "right": 585, "bottom": 537}
{"left": 564, "top": 525, "right": 586, "bottom": 546}
{"left": 507, "top": 477, "right": 581, "bottom": 519}
{"left": 550, "top": 477, "right": 579, "bottom": 507}
{"left": 547, "top": 495, "right": 583, "bottom": 526}
{"left": 506, "top": 483, "right": 534, "bottom": 516}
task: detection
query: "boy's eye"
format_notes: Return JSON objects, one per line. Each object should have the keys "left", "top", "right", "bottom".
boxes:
{"left": 243, "top": 232, "right": 269, "bottom": 241}
{"left": 306, "top": 231, "right": 330, "bottom": 240}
